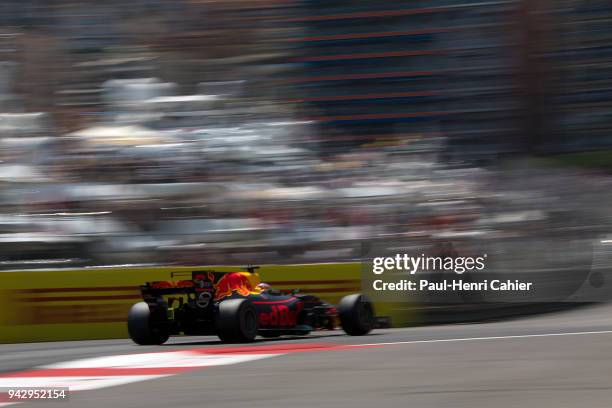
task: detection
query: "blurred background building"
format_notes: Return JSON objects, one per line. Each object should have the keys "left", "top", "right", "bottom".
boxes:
{"left": 0, "top": 0, "right": 611, "bottom": 286}
{"left": 282, "top": 0, "right": 524, "bottom": 156}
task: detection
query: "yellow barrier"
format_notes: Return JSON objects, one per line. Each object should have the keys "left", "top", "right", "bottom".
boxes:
{"left": 0, "top": 264, "right": 410, "bottom": 343}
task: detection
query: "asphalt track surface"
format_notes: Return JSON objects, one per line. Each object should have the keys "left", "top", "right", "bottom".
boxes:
{"left": 3, "top": 303, "right": 612, "bottom": 408}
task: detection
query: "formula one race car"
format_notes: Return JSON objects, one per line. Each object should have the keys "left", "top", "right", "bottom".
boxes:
{"left": 128, "top": 266, "right": 375, "bottom": 344}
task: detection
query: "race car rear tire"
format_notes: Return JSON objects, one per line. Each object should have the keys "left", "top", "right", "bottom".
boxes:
{"left": 338, "top": 294, "right": 375, "bottom": 336}
{"left": 127, "top": 302, "right": 170, "bottom": 345}
{"left": 216, "top": 299, "right": 258, "bottom": 343}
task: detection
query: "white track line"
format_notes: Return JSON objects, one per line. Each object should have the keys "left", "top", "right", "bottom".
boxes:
{"left": 43, "top": 351, "right": 276, "bottom": 369}
{"left": 349, "top": 329, "right": 612, "bottom": 347}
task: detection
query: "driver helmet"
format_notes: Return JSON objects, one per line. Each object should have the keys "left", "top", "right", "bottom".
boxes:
{"left": 256, "top": 282, "right": 272, "bottom": 291}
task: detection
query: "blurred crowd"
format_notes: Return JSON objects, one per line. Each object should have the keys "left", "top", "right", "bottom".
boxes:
{"left": 1, "top": 0, "right": 612, "bottom": 278}
{"left": 0, "top": 90, "right": 471, "bottom": 267}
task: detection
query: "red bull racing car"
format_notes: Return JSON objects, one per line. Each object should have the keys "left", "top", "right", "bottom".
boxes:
{"left": 128, "top": 266, "right": 375, "bottom": 344}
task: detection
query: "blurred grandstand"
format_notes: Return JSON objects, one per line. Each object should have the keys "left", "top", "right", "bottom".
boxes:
{"left": 0, "top": 0, "right": 611, "bottom": 278}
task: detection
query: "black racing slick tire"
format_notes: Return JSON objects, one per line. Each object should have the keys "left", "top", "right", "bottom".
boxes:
{"left": 215, "top": 299, "right": 259, "bottom": 343}
{"left": 127, "top": 302, "right": 170, "bottom": 345}
{"left": 338, "top": 294, "right": 375, "bottom": 336}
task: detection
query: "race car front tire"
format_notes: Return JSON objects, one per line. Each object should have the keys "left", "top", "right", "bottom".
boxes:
{"left": 127, "top": 302, "right": 170, "bottom": 345}
{"left": 215, "top": 299, "right": 258, "bottom": 343}
{"left": 338, "top": 294, "right": 375, "bottom": 336}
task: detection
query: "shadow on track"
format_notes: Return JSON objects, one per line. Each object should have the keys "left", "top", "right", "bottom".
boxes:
{"left": 163, "top": 332, "right": 386, "bottom": 346}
